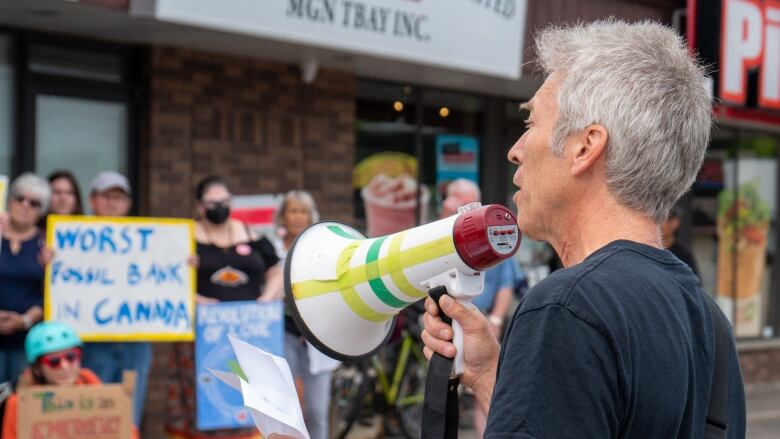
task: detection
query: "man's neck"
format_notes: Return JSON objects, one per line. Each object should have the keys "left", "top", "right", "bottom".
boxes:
{"left": 548, "top": 194, "right": 662, "bottom": 268}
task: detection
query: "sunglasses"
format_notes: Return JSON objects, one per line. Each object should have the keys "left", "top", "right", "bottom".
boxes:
{"left": 39, "top": 348, "right": 82, "bottom": 369}
{"left": 13, "top": 194, "right": 42, "bottom": 209}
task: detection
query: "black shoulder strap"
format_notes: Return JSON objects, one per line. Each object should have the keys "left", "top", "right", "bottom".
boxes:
{"left": 704, "top": 297, "right": 730, "bottom": 439}
{"left": 422, "top": 286, "right": 460, "bottom": 439}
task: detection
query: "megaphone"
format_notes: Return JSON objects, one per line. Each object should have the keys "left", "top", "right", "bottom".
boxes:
{"left": 284, "top": 203, "right": 520, "bottom": 373}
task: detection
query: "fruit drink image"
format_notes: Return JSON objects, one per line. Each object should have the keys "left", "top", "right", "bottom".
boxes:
{"left": 361, "top": 173, "right": 429, "bottom": 237}
{"left": 716, "top": 182, "right": 770, "bottom": 337}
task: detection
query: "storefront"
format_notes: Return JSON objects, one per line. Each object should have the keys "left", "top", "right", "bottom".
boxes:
{"left": 0, "top": 0, "right": 717, "bottom": 432}
{"left": 691, "top": 0, "right": 780, "bottom": 378}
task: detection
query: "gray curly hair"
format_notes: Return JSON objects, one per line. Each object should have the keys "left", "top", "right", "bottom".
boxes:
{"left": 535, "top": 19, "right": 711, "bottom": 222}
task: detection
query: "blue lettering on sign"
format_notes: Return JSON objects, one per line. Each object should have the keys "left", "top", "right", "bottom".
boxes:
{"left": 94, "top": 299, "right": 190, "bottom": 327}
{"left": 51, "top": 262, "right": 115, "bottom": 286}
{"left": 127, "top": 262, "right": 183, "bottom": 286}
{"left": 54, "top": 226, "right": 156, "bottom": 254}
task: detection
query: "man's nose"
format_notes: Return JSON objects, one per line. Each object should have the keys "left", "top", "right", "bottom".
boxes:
{"left": 507, "top": 134, "right": 526, "bottom": 165}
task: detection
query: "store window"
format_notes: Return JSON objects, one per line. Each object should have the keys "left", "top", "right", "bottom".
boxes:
{"left": 693, "top": 128, "right": 780, "bottom": 339}
{"left": 0, "top": 35, "right": 13, "bottom": 176}
{"left": 35, "top": 95, "right": 128, "bottom": 207}
{"left": 9, "top": 35, "right": 137, "bottom": 211}
{"left": 354, "top": 81, "right": 487, "bottom": 237}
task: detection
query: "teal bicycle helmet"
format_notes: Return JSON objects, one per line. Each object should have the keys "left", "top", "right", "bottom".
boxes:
{"left": 25, "top": 321, "right": 82, "bottom": 363}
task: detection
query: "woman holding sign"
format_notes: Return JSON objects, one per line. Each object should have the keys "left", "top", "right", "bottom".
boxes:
{"left": 1, "top": 321, "right": 139, "bottom": 439}
{"left": 0, "top": 174, "right": 49, "bottom": 385}
{"left": 167, "top": 176, "right": 282, "bottom": 438}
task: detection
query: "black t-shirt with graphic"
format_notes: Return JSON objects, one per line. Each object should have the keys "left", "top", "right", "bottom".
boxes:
{"left": 197, "top": 237, "right": 279, "bottom": 301}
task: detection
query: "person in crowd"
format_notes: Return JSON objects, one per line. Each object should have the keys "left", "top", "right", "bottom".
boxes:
{"left": 79, "top": 171, "right": 151, "bottom": 429}
{"left": 421, "top": 20, "right": 746, "bottom": 438}
{"left": 440, "top": 178, "right": 522, "bottom": 438}
{"left": 274, "top": 190, "right": 338, "bottom": 439}
{"left": 46, "top": 170, "right": 84, "bottom": 216}
{"left": 37, "top": 169, "right": 84, "bottom": 229}
{"left": 1, "top": 321, "right": 139, "bottom": 439}
{"left": 166, "top": 175, "right": 282, "bottom": 439}
{"left": 0, "top": 173, "right": 49, "bottom": 385}
{"left": 662, "top": 204, "right": 699, "bottom": 277}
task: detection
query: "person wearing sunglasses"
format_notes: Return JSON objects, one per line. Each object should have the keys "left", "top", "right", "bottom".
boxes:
{"left": 0, "top": 173, "right": 50, "bottom": 386}
{"left": 1, "top": 321, "right": 139, "bottom": 439}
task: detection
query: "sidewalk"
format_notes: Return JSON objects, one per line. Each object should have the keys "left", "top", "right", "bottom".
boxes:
{"left": 745, "top": 381, "right": 780, "bottom": 438}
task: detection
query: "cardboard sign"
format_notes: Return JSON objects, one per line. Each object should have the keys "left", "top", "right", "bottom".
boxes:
{"left": 44, "top": 215, "right": 196, "bottom": 341}
{"left": 195, "top": 300, "right": 284, "bottom": 430}
{"left": 17, "top": 372, "right": 135, "bottom": 439}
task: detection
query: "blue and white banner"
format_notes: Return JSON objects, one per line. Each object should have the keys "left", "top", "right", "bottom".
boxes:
{"left": 195, "top": 300, "right": 284, "bottom": 431}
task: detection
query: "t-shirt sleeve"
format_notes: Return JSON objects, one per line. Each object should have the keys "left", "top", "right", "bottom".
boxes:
{"left": 252, "top": 236, "right": 281, "bottom": 269}
{"left": 485, "top": 304, "right": 621, "bottom": 439}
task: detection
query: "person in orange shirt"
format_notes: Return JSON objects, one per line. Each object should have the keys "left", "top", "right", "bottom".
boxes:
{"left": 1, "top": 321, "right": 139, "bottom": 439}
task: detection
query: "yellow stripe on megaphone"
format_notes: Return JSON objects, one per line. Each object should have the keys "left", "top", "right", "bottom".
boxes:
{"left": 291, "top": 234, "right": 456, "bottom": 321}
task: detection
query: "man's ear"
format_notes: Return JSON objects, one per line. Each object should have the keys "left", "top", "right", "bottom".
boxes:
{"left": 570, "top": 124, "right": 608, "bottom": 176}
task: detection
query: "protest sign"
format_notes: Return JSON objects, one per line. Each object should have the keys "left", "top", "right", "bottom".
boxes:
{"left": 0, "top": 174, "right": 7, "bottom": 211}
{"left": 195, "top": 300, "right": 284, "bottom": 430}
{"left": 17, "top": 371, "right": 135, "bottom": 439}
{"left": 44, "top": 215, "right": 196, "bottom": 341}
{"left": 0, "top": 175, "right": 7, "bottom": 251}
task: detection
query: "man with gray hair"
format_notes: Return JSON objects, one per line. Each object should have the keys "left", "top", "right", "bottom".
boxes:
{"left": 422, "top": 20, "right": 746, "bottom": 438}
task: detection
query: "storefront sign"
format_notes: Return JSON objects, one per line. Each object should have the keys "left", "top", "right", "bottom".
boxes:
{"left": 17, "top": 372, "right": 135, "bottom": 439}
{"left": 195, "top": 301, "right": 284, "bottom": 431}
{"left": 720, "top": 0, "right": 780, "bottom": 109}
{"left": 132, "top": 0, "right": 528, "bottom": 79}
{"left": 44, "top": 215, "right": 196, "bottom": 341}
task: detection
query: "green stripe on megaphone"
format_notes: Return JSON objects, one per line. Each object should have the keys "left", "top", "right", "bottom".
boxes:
{"left": 327, "top": 225, "right": 361, "bottom": 239}
{"left": 366, "top": 236, "right": 409, "bottom": 308}
{"left": 291, "top": 235, "right": 456, "bottom": 321}
{"left": 337, "top": 241, "right": 393, "bottom": 322}
{"left": 384, "top": 232, "right": 428, "bottom": 299}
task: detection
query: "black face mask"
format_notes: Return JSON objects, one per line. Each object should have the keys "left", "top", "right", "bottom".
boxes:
{"left": 205, "top": 204, "right": 230, "bottom": 225}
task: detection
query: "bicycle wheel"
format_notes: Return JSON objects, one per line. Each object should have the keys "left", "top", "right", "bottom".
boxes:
{"left": 328, "top": 361, "right": 370, "bottom": 439}
{"left": 395, "top": 355, "right": 427, "bottom": 439}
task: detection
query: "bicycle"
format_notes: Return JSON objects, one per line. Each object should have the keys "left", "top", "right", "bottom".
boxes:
{"left": 329, "top": 304, "right": 428, "bottom": 439}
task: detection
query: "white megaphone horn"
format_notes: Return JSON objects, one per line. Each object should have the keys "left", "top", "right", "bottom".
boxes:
{"left": 284, "top": 203, "right": 520, "bottom": 375}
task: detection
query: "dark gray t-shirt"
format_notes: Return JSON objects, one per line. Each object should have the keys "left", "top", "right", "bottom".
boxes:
{"left": 485, "top": 240, "right": 746, "bottom": 438}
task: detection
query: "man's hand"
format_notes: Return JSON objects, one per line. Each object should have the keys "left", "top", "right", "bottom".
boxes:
{"left": 421, "top": 295, "right": 500, "bottom": 411}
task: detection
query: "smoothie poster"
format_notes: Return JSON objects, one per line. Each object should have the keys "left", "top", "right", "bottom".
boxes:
{"left": 717, "top": 182, "right": 770, "bottom": 337}
{"left": 353, "top": 151, "right": 429, "bottom": 237}
{"left": 44, "top": 215, "right": 196, "bottom": 341}
{"left": 195, "top": 301, "right": 284, "bottom": 430}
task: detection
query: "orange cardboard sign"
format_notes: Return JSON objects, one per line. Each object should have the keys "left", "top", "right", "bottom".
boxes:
{"left": 17, "top": 372, "right": 135, "bottom": 439}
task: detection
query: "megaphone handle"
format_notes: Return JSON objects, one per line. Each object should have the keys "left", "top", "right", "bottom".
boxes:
{"left": 428, "top": 286, "right": 465, "bottom": 377}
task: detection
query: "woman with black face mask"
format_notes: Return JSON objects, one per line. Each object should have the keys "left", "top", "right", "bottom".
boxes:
{"left": 165, "top": 175, "right": 283, "bottom": 439}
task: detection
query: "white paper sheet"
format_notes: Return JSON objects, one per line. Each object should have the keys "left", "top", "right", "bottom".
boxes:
{"left": 210, "top": 335, "right": 310, "bottom": 439}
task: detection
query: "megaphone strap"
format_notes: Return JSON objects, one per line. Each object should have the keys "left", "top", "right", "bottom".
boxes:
{"left": 422, "top": 286, "right": 460, "bottom": 439}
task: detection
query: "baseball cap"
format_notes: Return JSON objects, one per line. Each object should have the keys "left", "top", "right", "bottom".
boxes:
{"left": 90, "top": 171, "right": 131, "bottom": 195}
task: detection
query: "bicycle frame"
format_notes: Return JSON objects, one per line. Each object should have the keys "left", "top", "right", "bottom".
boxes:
{"left": 371, "top": 329, "right": 427, "bottom": 407}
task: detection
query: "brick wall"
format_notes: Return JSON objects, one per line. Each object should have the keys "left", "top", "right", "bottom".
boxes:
{"left": 740, "top": 348, "right": 780, "bottom": 383}
{"left": 140, "top": 46, "right": 355, "bottom": 436}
